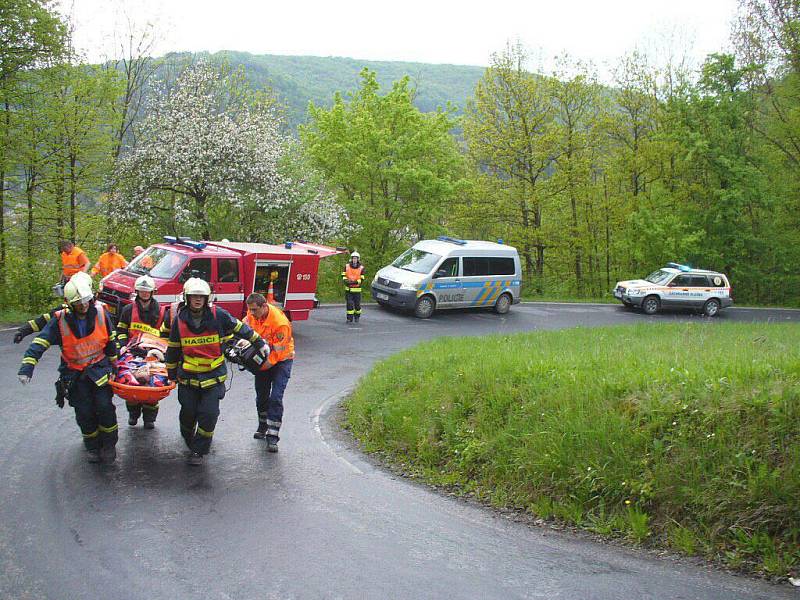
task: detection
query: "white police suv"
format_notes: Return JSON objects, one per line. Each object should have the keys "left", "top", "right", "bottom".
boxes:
{"left": 613, "top": 263, "right": 733, "bottom": 316}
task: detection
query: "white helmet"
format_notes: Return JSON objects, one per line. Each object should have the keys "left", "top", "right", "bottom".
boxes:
{"left": 64, "top": 279, "right": 93, "bottom": 305}
{"left": 69, "top": 271, "right": 93, "bottom": 289}
{"left": 183, "top": 277, "right": 211, "bottom": 297}
{"left": 134, "top": 275, "right": 156, "bottom": 292}
{"left": 350, "top": 251, "right": 360, "bottom": 260}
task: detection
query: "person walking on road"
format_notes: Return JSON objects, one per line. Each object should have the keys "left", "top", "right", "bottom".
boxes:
{"left": 243, "top": 293, "right": 294, "bottom": 452}
{"left": 165, "top": 278, "right": 267, "bottom": 465}
{"left": 116, "top": 275, "right": 165, "bottom": 429}
{"left": 342, "top": 251, "right": 365, "bottom": 323}
{"left": 17, "top": 277, "right": 119, "bottom": 463}
{"left": 91, "top": 242, "right": 128, "bottom": 279}
{"left": 59, "top": 240, "right": 90, "bottom": 282}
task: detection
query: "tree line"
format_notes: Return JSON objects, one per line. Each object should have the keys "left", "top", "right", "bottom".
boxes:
{"left": 1, "top": 0, "right": 798, "bottom": 313}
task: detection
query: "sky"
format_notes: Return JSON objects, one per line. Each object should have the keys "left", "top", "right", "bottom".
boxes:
{"left": 60, "top": 0, "right": 739, "bottom": 80}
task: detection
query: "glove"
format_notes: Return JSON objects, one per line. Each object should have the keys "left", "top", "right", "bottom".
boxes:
{"left": 18, "top": 374, "right": 31, "bottom": 385}
{"left": 13, "top": 329, "right": 25, "bottom": 344}
{"left": 119, "top": 345, "right": 128, "bottom": 356}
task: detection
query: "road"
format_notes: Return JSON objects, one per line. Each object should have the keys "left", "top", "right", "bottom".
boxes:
{"left": 1, "top": 302, "right": 798, "bottom": 599}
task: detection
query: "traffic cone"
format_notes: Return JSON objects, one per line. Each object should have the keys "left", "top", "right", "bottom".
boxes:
{"left": 266, "top": 280, "right": 276, "bottom": 304}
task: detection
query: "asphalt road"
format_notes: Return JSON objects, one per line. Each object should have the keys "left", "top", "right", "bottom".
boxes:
{"left": 1, "top": 302, "right": 798, "bottom": 599}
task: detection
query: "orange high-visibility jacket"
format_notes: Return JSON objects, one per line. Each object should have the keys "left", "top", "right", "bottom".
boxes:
{"left": 57, "top": 303, "right": 110, "bottom": 371}
{"left": 91, "top": 252, "right": 127, "bottom": 278}
{"left": 244, "top": 305, "right": 294, "bottom": 367}
{"left": 61, "top": 247, "right": 90, "bottom": 277}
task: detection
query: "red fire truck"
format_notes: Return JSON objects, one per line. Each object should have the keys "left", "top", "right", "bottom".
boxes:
{"left": 98, "top": 237, "right": 343, "bottom": 321}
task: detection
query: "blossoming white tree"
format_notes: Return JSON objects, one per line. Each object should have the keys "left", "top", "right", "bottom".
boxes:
{"left": 115, "top": 61, "right": 347, "bottom": 242}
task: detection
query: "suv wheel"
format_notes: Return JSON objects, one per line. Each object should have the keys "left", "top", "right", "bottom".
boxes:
{"left": 703, "top": 298, "right": 721, "bottom": 317}
{"left": 494, "top": 293, "right": 512, "bottom": 315}
{"left": 414, "top": 295, "right": 435, "bottom": 319}
{"left": 642, "top": 295, "right": 660, "bottom": 315}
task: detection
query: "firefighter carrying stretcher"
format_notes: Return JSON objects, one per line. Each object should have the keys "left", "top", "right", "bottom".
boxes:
{"left": 116, "top": 275, "right": 167, "bottom": 429}
{"left": 165, "top": 278, "right": 268, "bottom": 465}
{"left": 17, "top": 277, "right": 120, "bottom": 464}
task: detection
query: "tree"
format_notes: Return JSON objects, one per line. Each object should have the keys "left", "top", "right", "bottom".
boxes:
{"left": 301, "top": 68, "right": 466, "bottom": 266}
{"left": 115, "top": 62, "right": 290, "bottom": 240}
{"left": 462, "top": 43, "right": 558, "bottom": 289}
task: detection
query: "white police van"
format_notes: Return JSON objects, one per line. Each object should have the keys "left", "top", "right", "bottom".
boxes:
{"left": 613, "top": 262, "right": 733, "bottom": 316}
{"left": 371, "top": 237, "right": 522, "bottom": 318}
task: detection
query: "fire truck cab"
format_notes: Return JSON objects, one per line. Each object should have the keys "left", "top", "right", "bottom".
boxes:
{"left": 98, "top": 237, "right": 343, "bottom": 321}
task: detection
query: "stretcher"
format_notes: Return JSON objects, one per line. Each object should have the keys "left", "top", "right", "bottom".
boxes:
{"left": 110, "top": 332, "right": 174, "bottom": 404}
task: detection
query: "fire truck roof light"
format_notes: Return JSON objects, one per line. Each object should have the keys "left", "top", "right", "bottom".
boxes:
{"left": 163, "top": 236, "right": 207, "bottom": 250}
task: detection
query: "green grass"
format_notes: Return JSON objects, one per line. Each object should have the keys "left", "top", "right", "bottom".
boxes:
{"left": 0, "top": 309, "right": 35, "bottom": 328}
{"left": 345, "top": 322, "right": 800, "bottom": 577}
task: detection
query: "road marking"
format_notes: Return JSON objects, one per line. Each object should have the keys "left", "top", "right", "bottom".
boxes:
{"left": 311, "top": 390, "right": 363, "bottom": 475}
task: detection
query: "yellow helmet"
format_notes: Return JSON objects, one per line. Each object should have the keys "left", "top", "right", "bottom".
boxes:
{"left": 183, "top": 277, "right": 211, "bottom": 297}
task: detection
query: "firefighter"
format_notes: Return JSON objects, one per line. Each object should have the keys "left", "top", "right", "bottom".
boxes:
{"left": 165, "top": 278, "right": 267, "bottom": 465}
{"left": 59, "top": 240, "right": 90, "bottom": 282}
{"left": 117, "top": 275, "right": 165, "bottom": 429}
{"left": 13, "top": 272, "right": 94, "bottom": 344}
{"left": 342, "top": 250, "right": 365, "bottom": 323}
{"left": 91, "top": 242, "right": 128, "bottom": 279}
{"left": 243, "top": 293, "right": 294, "bottom": 452}
{"left": 18, "top": 277, "right": 119, "bottom": 463}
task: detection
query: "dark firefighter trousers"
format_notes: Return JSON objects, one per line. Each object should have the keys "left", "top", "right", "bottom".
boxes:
{"left": 69, "top": 378, "right": 118, "bottom": 452}
{"left": 345, "top": 291, "right": 361, "bottom": 321}
{"left": 126, "top": 401, "right": 159, "bottom": 424}
{"left": 254, "top": 359, "right": 293, "bottom": 442}
{"left": 178, "top": 383, "right": 225, "bottom": 455}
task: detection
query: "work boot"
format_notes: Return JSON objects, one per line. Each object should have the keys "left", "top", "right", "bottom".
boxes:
{"left": 128, "top": 416, "right": 138, "bottom": 426}
{"left": 143, "top": 421, "right": 155, "bottom": 430}
{"left": 100, "top": 445, "right": 117, "bottom": 463}
{"left": 187, "top": 452, "right": 203, "bottom": 466}
{"left": 253, "top": 422, "right": 268, "bottom": 440}
{"left": 267, "top": 440, "right": 279, "bottom": 453}
{"left": 86, "top": 449, "right": 101, "bottom": 464}
{"left": 354, "top": 316, "right": 360, "bottom": 323}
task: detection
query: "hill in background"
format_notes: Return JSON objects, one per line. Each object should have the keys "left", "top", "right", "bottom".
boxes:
{"left": 172, "top": 51, "right": 486, "bottom": 130}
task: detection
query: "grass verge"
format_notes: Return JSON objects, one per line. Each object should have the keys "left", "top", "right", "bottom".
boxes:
{"left": 0, "top": 309, "right": 34, "bottom": 328}
{"left": 345, "top": 322, "right": 800, "bottom": 578}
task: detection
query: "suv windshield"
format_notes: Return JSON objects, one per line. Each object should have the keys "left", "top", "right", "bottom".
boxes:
{"left": 126, "top": 248, "right": 187, "bottom": 279}
{"left": 645, "top": 269, "right": 673, "bottom": 285}
{"left": 391, "top": 248, "right": 442, "bottom": 274}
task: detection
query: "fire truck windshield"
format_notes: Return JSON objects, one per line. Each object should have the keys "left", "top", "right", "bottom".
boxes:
{"left": 127, "top": 248, "right": 188, "bottom": 279}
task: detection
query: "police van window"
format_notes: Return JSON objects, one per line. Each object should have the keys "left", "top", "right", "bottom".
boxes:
{"left": 217, "top": 259, "right": 239, "bottom": 282}
{"left": 463, "top": 257, "right": 490, "bottom": 276}
{"left": 435, "top": 257, "right": 459, "bottom": 278}
{"left": 489, "top": 257, "right": 515, "bottom": 275}
{"left": 690, "top": 275, "right": 710, "bottom": 287}
{"left": 180, "top": 258, "right": 212, "bottom": 282}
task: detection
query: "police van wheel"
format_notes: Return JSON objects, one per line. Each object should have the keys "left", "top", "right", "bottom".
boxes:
{"left": 642, "top": 295, "right": 660, "bottom": 315}
{"left": 494, "top": 293, "right": 512, "bottom": 315}
{"left": 414, "top": 296, "right": 436, "bottom": 319}
{"left": 703, "top": 298, "right": 721, "bottom": 317}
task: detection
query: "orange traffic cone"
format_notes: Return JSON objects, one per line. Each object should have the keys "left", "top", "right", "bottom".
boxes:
{"left": 266, "top": 280, "right": 276, "bottom": 304}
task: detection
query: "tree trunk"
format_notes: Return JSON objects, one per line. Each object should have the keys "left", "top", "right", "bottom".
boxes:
{"left": 69, "top": 152, "right": 77, "bottom": 241}
{"left": 0, "top": 100, "right": 9, "bottom": 291}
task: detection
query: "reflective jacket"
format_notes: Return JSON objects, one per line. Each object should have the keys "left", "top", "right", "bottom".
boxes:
{"left": 117, "top": 298, "right": 164, "bottom": 346}
{"left": 61, "top": 246, "right": 90, "bottom": 278}
{"left": 91, "top": 251, "right": 127, "bottom": 278}
{"left": 342, "top": 263, "right": 365, "bottom": 292}
{"left": 19, "top": 302, "right": 118, "bottom": 386}
{"left": 244, "top": 304, "right": 295, "bottom": 367}
{"left": 165, "top": 304, "right": 265, "bottom": 388}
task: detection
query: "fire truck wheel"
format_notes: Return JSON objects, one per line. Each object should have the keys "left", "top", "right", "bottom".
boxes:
{"left": 414, "top": 295, "right": 436, "bottom": 319}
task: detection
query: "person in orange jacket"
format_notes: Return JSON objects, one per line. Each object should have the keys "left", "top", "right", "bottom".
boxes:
{"left": 242, "top": 292, "right": 294, "bottom": 452}
{"left": 91, "top": 242, "right": 128, "bottom": 278}
{"left": 59, "top": 240, "right": 90, "bottom": 282}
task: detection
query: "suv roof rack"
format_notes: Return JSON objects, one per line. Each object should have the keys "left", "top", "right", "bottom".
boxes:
{"left": 436, "top": 236, "right": 467, "bottom": 245}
